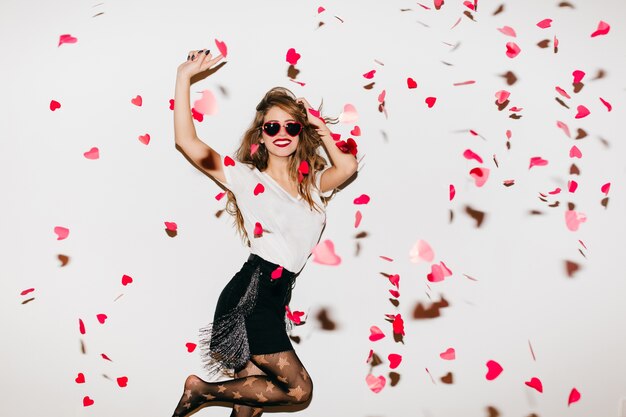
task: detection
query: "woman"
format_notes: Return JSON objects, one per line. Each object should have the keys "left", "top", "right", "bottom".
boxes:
{"left": 172, "top": 49, "right": 358, "bottom": 417}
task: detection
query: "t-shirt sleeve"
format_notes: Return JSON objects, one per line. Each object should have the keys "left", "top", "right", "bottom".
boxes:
{"left": 219, "top": 155, "right": 253, "bottom": 196}
{"left": 315, "top": 166, "right": 334, "bottom": 197}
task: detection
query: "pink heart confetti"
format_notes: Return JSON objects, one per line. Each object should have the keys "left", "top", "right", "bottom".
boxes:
{"left": 497, "top": 26, "right": 516, "bottom": 37}
{"left": 271, "top": 266, "right": 284, "bottom": 280}
{"left": 366, "top": 349, "right": 374, "bottom": 363}
{"left": 463, "top": 149, "right": 483, "bottom": 163}
{"left": 575, "top": 105, "right": 590, "bottom": 119}
{"left": 131, "top": 95, "right": 142, "bottom": 106}
{"left": 121, "top": 274, "right": 133, "bottom": 286}
{"left": 556, "top": 121, "right": 571, "bottom": 138}
{"left": 83, "top": 147, "right": 99, "bottom": 160}
{"left": 569, "top": 146, "right": 582, "bottom": 158}
{"left": 377, "top": 90, "right": 386, "bottom": 103}
{"left": 193, "top": 90, "right": 217, "bottom": 115}
{"left": 317, "top": 6, "right": 325, "bottom": 13}
{"left": 525, "top": 377, "right": 543, "bottom": 393}
{"left": 185, "top": 342, "right": 197, "bottom": 353}
{"left": 409, "top": 239, "right": 434, "bottom": 263}
{"left": 117, "top": 376, "right": 128, "bottom": 388}
{"left": 369, "top": 326, "right": 385, "bottom": 341}
{"left": 568, "top": 387, "right": 581, "bottom": 405}
{"left": 426, "top": 262, "right": 452, "bottom": 283}
{"left": 485, "top": 360, "right": 503, "bottom": 380}
{"left": 572, "top": 70, "right": 586, "bottom": 84}
{"left": 363, "top": 69, "right": 376, "bottom": 79}
{"left": 388, "top": 353, "right": 402, "bottom": 369}
{"left": 286, "top": 48, "right": 301, "bottom": 65}
{"left": 537, "top": 18, "right": 552, "bottom": 29}
{"left": 215, "top": 39, "right": 228, "bottom": 57}
{"left": 555, "top": 86, "right": 571, "bottom": 99}
{"left": 590, "top": 21, "right": 610, "bottom": 37}
{"left": 599, "top": 97, "right": 612, "bottom": 111}
{"left": 96, "top": 314, "right": 107, "bottom": 324}
{"left": 82, "top": 396, "right": 94, "bottom": 407}
{"left": 407, "top": 77, "right": 418, "bottom": 89}
{"left": 138, "top": 134, "right": 150, "bottom": 145}
{"left": 250, "top": 143, "right": 260, "bottom": 156}
{"left": 353, "top": 194, "right": 370, "bottom": 205}
{"left": 355, "top": 210, "right": 362, "bottom": 228}
{"left": 50, "top": 100, "right": 61, "bottom": 111}
{"left": 440, "top": 347, "right": 456, "bottom": 360}
{"left": 505, "top": 42, "right": 521, "bottom": 58}
{"left": 425, "top": 97, "right": 437, "bottom": 108}
{"left": 350, "top": 126, "right": 361, "bottom": 136}
{"left": 565, "top": 210, "right": 586, "bottom": 231}
{"left": 254, "top": 183, "right": 265, "bottom": 195}
{"left": 529, "top": 156, "right": 548, "bottom": 169}
{"left": 312, "top": 239, "right": 341, "bottom": 265}
{"left": 164, "top": 222, "right": 177, "bottom": 231}
{"left": 365, "top": 374, "right": 386, "bottom": 393}
{"left": 495, "top": 90, "right": 510, "bottom": 104}
{"left": 58, "top": 34, "right": 77, "bottom": 47}
{"left": 469, "top": 167, "right": 490, "bottom": 187}
{"left": 339, "top": 104, "right": 359, "bottom": 123}
{"left": 75, "top": 372, "right": 85, "bottom": 383}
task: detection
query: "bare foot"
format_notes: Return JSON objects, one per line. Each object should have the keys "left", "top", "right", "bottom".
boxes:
{"left": 172, "top": 375, "right": 214, "bottom": 417}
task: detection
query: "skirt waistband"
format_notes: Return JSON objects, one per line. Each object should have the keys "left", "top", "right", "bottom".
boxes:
{"left": 246, "top": 253, "right": 296, "bottom": 278}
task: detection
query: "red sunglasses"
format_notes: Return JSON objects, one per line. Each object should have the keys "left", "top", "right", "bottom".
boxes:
{"left": 261, "top": 121, "right": 302, "bottom": 137}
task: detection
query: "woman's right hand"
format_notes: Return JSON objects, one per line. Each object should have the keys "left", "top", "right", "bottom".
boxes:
{"left": 176, "top": 49, "right": 225, "bottom": 81}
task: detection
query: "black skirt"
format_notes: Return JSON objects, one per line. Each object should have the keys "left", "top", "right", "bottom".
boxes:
{"left": 199, "top": 253, "right": 298, "bottom": 378}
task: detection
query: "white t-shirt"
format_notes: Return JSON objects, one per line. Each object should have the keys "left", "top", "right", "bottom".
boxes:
{"left": 218, "top": 156, "right": 333, "bottom": 274}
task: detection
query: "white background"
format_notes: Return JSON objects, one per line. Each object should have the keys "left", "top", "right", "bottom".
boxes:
{"left": 1, "top": 0, "right": 625, "bottom": 416}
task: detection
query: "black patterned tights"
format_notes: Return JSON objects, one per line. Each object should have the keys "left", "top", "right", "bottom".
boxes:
{"left": 172, "top": 350, "right": 312, "bottom": 417}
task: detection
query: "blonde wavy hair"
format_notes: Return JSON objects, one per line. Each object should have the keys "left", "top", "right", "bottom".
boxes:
{"left": 224, "top": 87, "right": 338, "bottom": 247}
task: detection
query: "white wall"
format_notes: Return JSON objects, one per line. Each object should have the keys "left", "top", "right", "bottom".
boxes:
{"left": 1, "top": 0, "right": 625, "bottom": 416}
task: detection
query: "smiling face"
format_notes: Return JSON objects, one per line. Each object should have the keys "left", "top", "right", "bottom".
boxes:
{"left": 260, "top": 106, "right": 301, "bottom": 157}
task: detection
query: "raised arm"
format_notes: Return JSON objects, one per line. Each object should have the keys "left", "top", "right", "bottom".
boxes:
{"left": 174, "top": 49, "right": 226, "bottom": 184}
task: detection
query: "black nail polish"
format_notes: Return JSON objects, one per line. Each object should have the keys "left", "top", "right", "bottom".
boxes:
{"left": 191, "top": 54, "right": 195, "bottom": 59}
{"left": 205, "top": 49, "right": 210, "bottom": 55}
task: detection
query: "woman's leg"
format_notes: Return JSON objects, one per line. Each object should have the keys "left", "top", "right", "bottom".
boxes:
{"left": 172, "top": 350, "right": 313, "bottom": 417}
{"left": 229, "top": 361, "right": 265, "bottom": 417}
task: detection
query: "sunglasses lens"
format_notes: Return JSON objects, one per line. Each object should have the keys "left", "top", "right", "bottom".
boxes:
{"left": 285, "top": 123, "right": 302, "bottom": 137}
{"left": 263, "top": 122, "right": 280, "bottom": 136}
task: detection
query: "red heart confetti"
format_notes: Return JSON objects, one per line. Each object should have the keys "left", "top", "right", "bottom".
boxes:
{"left": 317, "top": 6, "right": 325, "bottom": 13}
{"left": 425, "top": 97, "right": 437, "bottom": 108}
{"left": 363, "top": 70, "right": 376, "bottom": 79}
{"left": 537, "top": 18, "right": 552, "bottom": 28}
{"left": 463, "top": 149, "right": 483, "bottom": 163}
{"left": 20, "top": 288, "right": 35, "bottom": 296}
{"left": 298, "top": 160, "right": 309, "bottom": 175}
{"left": 96, "top": 314, "right": 107, "bottom": 324}
{"left": 185, "top": 342, "right": 197, "bottom": 353}
{"left": 138, "top": 134, "right": 150, "bottom": 145}
{"left": 575, "top": 105, "right": 590, "bottom": 119}
{"left": 440, "top": 347, "right": 456, "bottom": 360}
{"left": 495, "top": 90, "right": 510, "bottom": 104}
{"left": 590, "top": 20, "right": 610, "bottom": 37}
{"left": 82, "top": 396, "right": 94, "bottom": 407}
{"left": 369, "top": 326, "right": 385, "bottom": 341}
{"left": 529, "top": 156, "right": 548, "bottom": 169}
{"left": 224, "top": 156, "right": 235, "bottom": 166}
{"left": 215, "top": 39, "right": 228, "bottom": 57}
{"left": 449, "top": 184, "right": 456, "bottom": 200}
{"left": 254, "top": 183, "right": 265, "bottom": 195}
{"left": 392, "top": 314, "right": 404, "bottom": 336}
{"left": 350, "top": 126, "right": 361, "bottom": 136}
{"left": 101, "top": 353, "right": 113, "bottom": 361}
{"left": 388, "top": 353, "right": 402, "bottom": 369}
{"left": 568, "top": 180, "right": 578, "bottom": 193}
{"left": 271, "top": 266, "right": 284, "bottom": 280}
{"left": 601, "top": 182, "right": 611, "bottom": 195}
{"left": 75, "top": 372, "right": 85, "bottom": 383}
{"left": 253, "top": 222, "right": 263, "bottom": 238}
{"left": 286, "top": 305, "right": 305, "bottom": 324}
{"left": 485, "top": 360, "right": 503, "bottom": 380}
{"left": 525, "top": 377, "right": 543, "bottom": 393}
{"left": 131, "top": 95, "right": 142, "bottom": 106}
{"left": 469, "top": 167, "right": 490, "bottom": 187}
{"left": 50, "top": 100, "right": 61, "bottom": 111}
{"left": 286, "top": 47, "right": 301, "bottom": 65}
{"left": 58, "top": 34, "right": 77, "bottom": 46}
{"left": 505, "top": 42, "right": 521, "bottom": 58}
{"left": 388, "top": 274, "right": 400, "bottom": 288}
{"left": 83, "top": 147, "right": 99, "bottom": 160}
{"left": 353, "top": 194, "right": 370, "bottom": 205}
{"left": 117, "top": 376, "right": 128, "bottom": 388}
{"left": 599, "top": 97, "right": 612, "bottom": 111}
{"left": 568, "top": 387, "right": 581, "bottom": 405}
{"left": 121, "top": 275, "right": 133, "bottom": 286}
{"left": 79, "top": 318, "right": 86, "bottom": 335}
{"left": 407, "top": 77, "right": 417, "bottom": 89}
{"left": 164, "top": 222, "right": 177, "bottom": 231}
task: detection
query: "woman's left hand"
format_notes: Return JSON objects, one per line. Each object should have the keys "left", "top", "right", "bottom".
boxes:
{"left": 296, "top": 97, "right": 328, "bottom": 131}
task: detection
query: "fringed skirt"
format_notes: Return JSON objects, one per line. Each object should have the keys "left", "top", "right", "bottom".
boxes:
{"left": 199, "top": 253, "right": 297, "bottom": 378}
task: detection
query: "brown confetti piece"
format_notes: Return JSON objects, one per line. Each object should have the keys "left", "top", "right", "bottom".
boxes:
{"left": 537, "top": 39, "right": 551, "bottom": 48}
{"left": 558, "top": 1, "right": 575, "bottom": 8}
{"left": 58, "top": 254, "right": 70, "bottom": 266}
{"left": 492, "top": 4, "right": 505, "bottom": 15}
{"left": 570, "top": 164, "right": 580, "bottom": 175}
{"left": 567, "top": 202, "right": 576, "bottom": 210}
{"left": 363, "top": 82, "right": 375, "bottom": 90}
{"left": 575, "top": 129, "right": 588, "bottom": 139}
{"left": 288, "top": 335, "right": 301, "bottom": 344}
{"left": 21, "top": 297, "right": 35, "bottom": 304}
{"left": 413, "top": 296, "right": 449, "bottom": 319}
{"left": 315, "top": 308, "right": 337, "bottom": 330}
{"left": 528, "top": 340, "right": 536, "bottom": 361}
{"left": 389, "top": 372, "right": 400, "bottom": 386}
{"left": 555, "top": 97, "right": 570, "bottom": 109}
{"left": 80, "top": 339, "right": 86, "bottom": 354}
{"left": 601, "top": 197, "right": 609, "bottom": 208}
{"left": 449, "top": 209, "right": 454, "bottom": 223}
{"left": 465, "top": 206, "right": 486, "bottom": 227}
{"left": 373, "top": 59, "right": 384, "bottom": 66}
{"left": 355, "top": 231, "right": 367, "bottom": 239}
{"left": 165, "top": 228, "right": 177, "bottom": 238}
{"left": 565, "top": 260, "right": 581, "bottom": 277}
{"left": 334, "top": 15, "right": 344, "bottom": 23}
{"left": 370, "top": 353, "right": 382, "bottom": 367}
{"left": 389, "top": 298, "right": 399, "bottom": 307}
{"left": 287, "top": 65, "right": 299, "bottom": 79}
{"left": 440, "top": 372, "right": 453, "bottom": 384}
{"left": 487, "top": 406, "right": 500, "bottom": 417}
{"left": 501, "top": 71, "right": 517, "bottom": 85}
